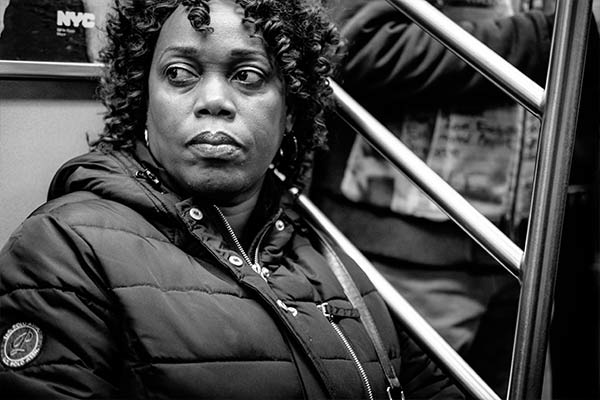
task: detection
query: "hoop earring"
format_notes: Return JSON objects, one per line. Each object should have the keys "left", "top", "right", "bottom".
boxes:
{"left": 144, "top": 129, "right": 149, "bottom": 147}
{"left": 278, "top": 134, "right": 298, "bottom": 165}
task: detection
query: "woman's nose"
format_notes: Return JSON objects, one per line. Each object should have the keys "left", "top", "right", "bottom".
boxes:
{"left": 193, "top": 74, "right": 236, "bottom": 119}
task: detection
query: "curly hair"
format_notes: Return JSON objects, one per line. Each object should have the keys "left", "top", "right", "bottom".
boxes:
{"left": 98, "top": 0, "right": 342, "bottom": 187}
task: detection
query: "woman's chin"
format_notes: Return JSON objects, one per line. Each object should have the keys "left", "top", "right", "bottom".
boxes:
{"left": 183, "top": 176, "right": 261, "bottom": 204}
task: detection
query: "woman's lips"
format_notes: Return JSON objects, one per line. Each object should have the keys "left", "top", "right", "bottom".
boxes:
{"left": 187, "top": 131, "right": 242, "bottom": 159}
{"left": 188, "top": 131, "right": 239, "bottom": 146}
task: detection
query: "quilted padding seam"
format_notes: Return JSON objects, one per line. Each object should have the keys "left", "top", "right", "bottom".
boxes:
{"left": 111, "top": 283, "right": 250, "bottom": 298}
{"left": 70, "top": 224, "right": 170, "bottom": 244}
{"left": 0, "top": 286, "right": 111, "bottom": 310}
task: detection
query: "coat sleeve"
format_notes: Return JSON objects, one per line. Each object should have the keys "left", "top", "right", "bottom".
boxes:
{"left": 0, "top": 213, "right": 126, "bottom": 399}
{"left": 335, "top": 1, "right": 553, "bottom": 106}
{"left": 397, "top": 328, "right": 465, "bottom": 399}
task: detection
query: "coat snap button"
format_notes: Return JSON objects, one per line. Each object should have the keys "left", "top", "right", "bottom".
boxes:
{"left": 228, "top": 255, "right": 244, "bottom": 266}
{"left": 275, "top": 220, "right": 285, "bottom": 231}
{"left": 189, "top": 208, "right": 203, "bottom": 220}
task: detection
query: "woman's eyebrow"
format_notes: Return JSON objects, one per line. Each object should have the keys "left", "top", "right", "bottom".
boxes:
{"left": 160, "top": 45, "right": 201, "bottom": 58}
{"left": 159, "top": 46, "right": 269, "bottom": 63}
{"left": 230, "top": 48, "right": 269, "bottom": 61}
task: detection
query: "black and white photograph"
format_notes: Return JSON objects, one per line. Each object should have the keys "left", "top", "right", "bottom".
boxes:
{"left": 0, "top": 1, "right": 598, "bottom": 399}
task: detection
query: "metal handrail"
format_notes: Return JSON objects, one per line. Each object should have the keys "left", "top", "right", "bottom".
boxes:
{"left": 509, "top": 1, "right": 593, "bottom": 398}
{"left": 0, "top": 60, "right": 103, "bottom": 79}
{"left": 291, "top": 188, "right": 501, "bottom": 400}
{"left": 331, "top": 80, "right": 523, "bottom": 279}
{"left": 383, "top": 0, "right": 545, "bottom": 117}
{"left": 318, "top": 0, "right": 591, "bottom": 399}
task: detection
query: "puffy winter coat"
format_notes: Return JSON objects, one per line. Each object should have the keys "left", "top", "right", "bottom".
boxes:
{"left": 0, "top": 142, "right": 463, "bottom": 399}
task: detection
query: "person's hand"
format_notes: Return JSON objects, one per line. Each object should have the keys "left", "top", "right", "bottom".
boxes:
{"left": 0, "top": 0, "right": 11, "bottom": 38}
{"left": 85, "top": 28, "right": 105, "bottom": 63}
{"left": 593, "top": 0, "right": 600, "bottom": 34}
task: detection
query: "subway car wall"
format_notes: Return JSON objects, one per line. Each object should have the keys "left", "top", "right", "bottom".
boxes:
{"left": 0, "top": 79, "right": 104, "bottom": 244}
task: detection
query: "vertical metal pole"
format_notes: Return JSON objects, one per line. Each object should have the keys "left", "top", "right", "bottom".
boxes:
{"left": 508, "top": 1, "right": 593, "bottom": 398}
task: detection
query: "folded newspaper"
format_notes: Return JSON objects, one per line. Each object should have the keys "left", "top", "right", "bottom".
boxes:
{"left": 340, "top": 0, "right": 540, "bottom": 226}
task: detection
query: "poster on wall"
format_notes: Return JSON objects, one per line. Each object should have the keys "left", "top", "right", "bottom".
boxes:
{"left": 0, "top": 0, "right": 112, "bottom": 67}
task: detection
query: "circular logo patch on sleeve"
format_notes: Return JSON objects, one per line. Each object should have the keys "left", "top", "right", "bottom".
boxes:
{"left": 1, "top": 322, "right": 44, "bottom": 368}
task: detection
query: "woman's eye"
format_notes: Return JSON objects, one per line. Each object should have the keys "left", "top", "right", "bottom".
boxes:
{"left": 165, "top": 66, "right": 197, "bottom": 85}
{"left": 232, "top": 69, "right": 264, "bottom": 87}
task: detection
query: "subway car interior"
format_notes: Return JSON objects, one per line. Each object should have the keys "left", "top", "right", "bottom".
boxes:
{"left": 0, "top": 0, "right": 598, "bottom": 399}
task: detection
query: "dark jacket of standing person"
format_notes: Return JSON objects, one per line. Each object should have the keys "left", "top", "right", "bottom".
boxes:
{"left": 329, "top": 0, "right": 553, "bottom": 107}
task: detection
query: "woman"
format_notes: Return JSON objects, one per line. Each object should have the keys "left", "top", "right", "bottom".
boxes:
{"left": 0, "top": 0, "right": 462, "bottom": 398}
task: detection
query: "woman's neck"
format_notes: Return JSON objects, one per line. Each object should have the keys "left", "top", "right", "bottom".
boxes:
{"left": 214, "top": 188, "right": 261, "bottom": 247}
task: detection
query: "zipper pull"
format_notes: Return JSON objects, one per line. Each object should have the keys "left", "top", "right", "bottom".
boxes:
{"left": 317, "top": 302, "right": 334, "bottom": 322}
{"left": 317, "top": 302, "right": 360, "bottom": 322}
{"left": 251, "top": 263, "right": 262, "bottom": 275}
{"left": 387, "top": 386, "right": 405, "bottom": 400}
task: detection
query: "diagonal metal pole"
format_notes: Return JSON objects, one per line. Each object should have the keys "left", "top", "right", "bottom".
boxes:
{"left": 508, "top": 0, "right": 593, "bottom": 398}
{"left": 331, "top": 79, "right": 523, "bottom": 279}
{"left": 384, "top": 0, "right": 544, "bottom": 116}
{"left": 290, "top": 188, "right": 501, "bottom": 400}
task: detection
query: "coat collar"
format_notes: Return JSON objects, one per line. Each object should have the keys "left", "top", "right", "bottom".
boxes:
{"left": 132, "top": 139, "right": 287, "bottom": 224}
{"left": 48, "top": 139, "right": 298, "bottom": 248}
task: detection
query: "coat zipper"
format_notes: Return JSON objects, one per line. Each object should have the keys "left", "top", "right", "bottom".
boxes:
{"left": 214, "top": 205, "right": 299, "bottom": 316}
{"left": 214, "top": 207, "right": 376, "bottom": 396}
{"left": 318, "top": 303, "right": 374, "bottom": 400}
{"left": 213, "top": 205, "right": 271, "bottom": 281}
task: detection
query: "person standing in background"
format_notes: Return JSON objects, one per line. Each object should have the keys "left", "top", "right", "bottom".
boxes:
{"left": 313, "top": 0, "right": 556, "bottom": 397}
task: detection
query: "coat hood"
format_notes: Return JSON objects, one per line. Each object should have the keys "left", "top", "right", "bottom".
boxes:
{"left": 48, "top": 141, "right": 180, "bottom": 221}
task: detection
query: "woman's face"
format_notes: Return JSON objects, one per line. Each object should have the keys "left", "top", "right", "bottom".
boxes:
{"left": 146, "top": 0, "right": 290, "bottom": 204}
